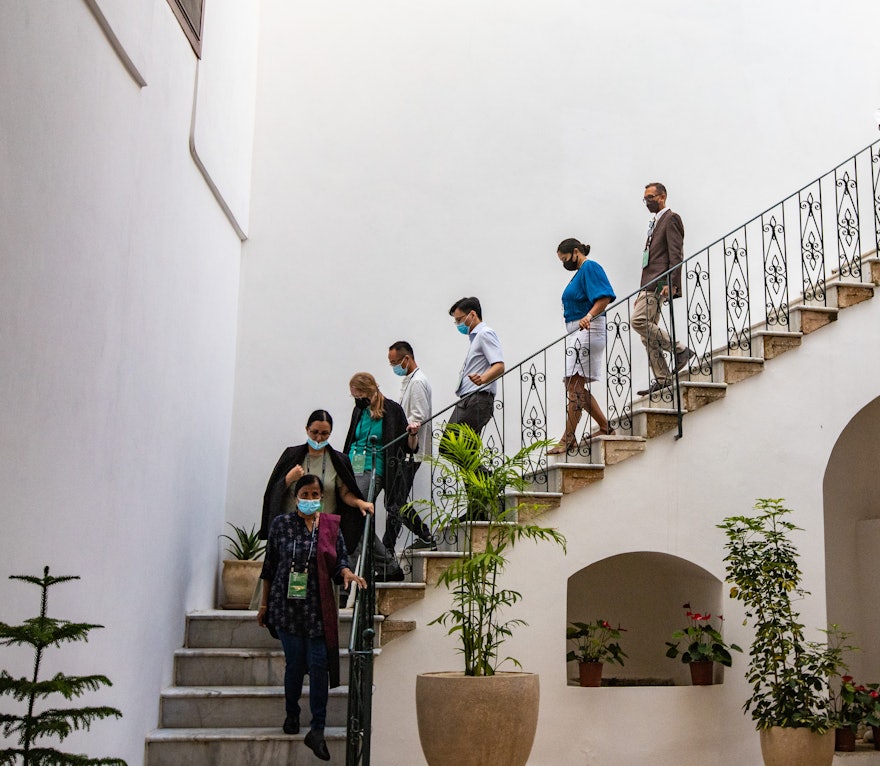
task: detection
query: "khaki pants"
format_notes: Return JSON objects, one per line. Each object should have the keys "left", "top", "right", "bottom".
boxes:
{"left": 632, "top": 290, "right": 683, "bottom": 383}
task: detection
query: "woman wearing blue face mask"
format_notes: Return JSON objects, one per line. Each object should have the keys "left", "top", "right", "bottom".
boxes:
{"left": 259, "top": 409, "right": 373, "bottom": 547}
{"left": 258, "top": 474, "right": 366, "bottom": 760}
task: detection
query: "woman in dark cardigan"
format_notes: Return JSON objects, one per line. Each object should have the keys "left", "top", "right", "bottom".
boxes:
{"left": 344, "top": 372, "right": 415, "bottom": 553}
{"left": 260, "top": 409, "right": 373, "bottom": 555}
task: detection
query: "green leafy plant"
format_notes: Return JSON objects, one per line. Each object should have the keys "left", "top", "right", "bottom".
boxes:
{"left": 405, "top": 424, "right": 566, "bottom": 676}
{"left": 719, "top": 499, "right": 853, "bottom": 733}
{"left": 566, "top": 620, "right": 627, "bottom": 666}
{"left": 0, "top": 566, "right": 127, "bottom": 766}
{"left": 221, "top": 522, "right": 266, "bottom": 560}
{"left": 830, "top": 675, "right": 863, "bottom": 732}
{"left": 665, "top": 603, "right": 742, "bottom": 666}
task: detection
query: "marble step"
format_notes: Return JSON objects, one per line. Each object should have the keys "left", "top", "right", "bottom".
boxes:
{"left": 185, "top": 609, "right": 382, "bottom": 649}
{"left": 173, "top": 646, "right": 376, "bottom": 687}
{"left": 145, "top": 726, "right": 346, "bottom": 766}
{"left": 160, "top": 684, "right": 349, "bottom": 729}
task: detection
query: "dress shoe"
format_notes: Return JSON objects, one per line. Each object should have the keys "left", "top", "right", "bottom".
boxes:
{"left": 405, "top": 536, "right": 437, "bottom": 551}
{"left": 637, "top": 379, "right": 670, "bottom": 396}
{"left": 675, "top": 347, "right": 696, "bottom": 372}
{"left": 283, "top": 715, "right": 300, "bottom": 735}
{"left": 304, "top": 729, "right": 331, "bottom": 761}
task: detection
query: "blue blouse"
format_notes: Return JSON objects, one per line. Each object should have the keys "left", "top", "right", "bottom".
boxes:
{"left": 561, "top": 260, "right": 616, "bottom": 323}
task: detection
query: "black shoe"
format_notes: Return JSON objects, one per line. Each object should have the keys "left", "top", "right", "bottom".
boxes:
{"left": 675, "top": 347, "right": 696, "bottom": 372}
{"left": 283, "top": 715, "right": 300, "bottom": 735}
{"left": 406, "top": 536, "right": 437, "bottom": 551}
{"left": 375, "top": 566, "right": 405, "bottom": 582}
{"left": 637, "top": 379, "right": 670, "bottom": 396}
{"left": 304, "top": 729, "right": 331, "bottom": 761}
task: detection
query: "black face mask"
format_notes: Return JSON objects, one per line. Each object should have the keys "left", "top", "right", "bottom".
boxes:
{"left": 355, "top": 397, "right": 371, "bottom": 409}
{"left": 562, "top": 256, "right": 580, "bottom": 272}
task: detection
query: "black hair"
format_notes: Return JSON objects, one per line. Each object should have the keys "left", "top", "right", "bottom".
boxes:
{"left": 448, "top": 296, "right": 482, "bottom": 319}
{"left": 557, "top": 238, "right": 591, "bottom": 257}
{"left": 645, "top": 181, "right": 667, "bottom": 195}
{"left": 293, "top": 473, "right": 324, "bottom": 496}
{"left": 306, "top": 409, "right": 333, "bottom": 429}
{"left": 389, "top": 340, "right": 414, "bottom": 357}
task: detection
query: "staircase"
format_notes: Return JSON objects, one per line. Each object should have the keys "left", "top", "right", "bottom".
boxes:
{"left": 144, "top": 609, "right": 387, "bottom": 765}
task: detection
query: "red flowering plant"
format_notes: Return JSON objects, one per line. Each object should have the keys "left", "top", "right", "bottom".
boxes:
{"left": 855, "top": 682, "right": 880, "bottom": 729}
{"left": 566, "top": 620, "right": 627, "bottom": 666}
{"left": 665, "top": 603, "right": 742, "bottom": 666}
{"left": 830, "top": 675, "right": 862, "bottom": 732}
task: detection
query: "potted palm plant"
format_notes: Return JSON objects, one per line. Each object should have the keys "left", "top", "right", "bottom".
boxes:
{"left": 719, "top": 499, "right": 853, "bottom": 766}
{"left": 566, "top": 619, "right": 627, "bottom": 687}
{"left": 664, "top": 603, "right": 741, "bottom": 685}
{"left": 220, "top": 522, "right": 266, "bottom": 609}
{"left": 408, "top": 424, "right": 566, "bottom": 766}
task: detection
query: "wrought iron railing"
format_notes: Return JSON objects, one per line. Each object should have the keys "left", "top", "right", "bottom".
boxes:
{"left": 343, "top": 138, "right": 880, "bottom": 763}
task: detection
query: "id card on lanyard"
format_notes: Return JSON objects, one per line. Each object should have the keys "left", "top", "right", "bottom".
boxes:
{"left": 287, "top": 520, "right": 317, "bottom": 600}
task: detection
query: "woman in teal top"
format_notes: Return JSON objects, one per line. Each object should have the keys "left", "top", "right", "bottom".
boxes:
{"left": 343, "top": 372, "right": 412, "bottom": 580}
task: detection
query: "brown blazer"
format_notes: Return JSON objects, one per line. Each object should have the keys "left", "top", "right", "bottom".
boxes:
{"left": 640, "top": 209, "right": 684, "bottom": 297}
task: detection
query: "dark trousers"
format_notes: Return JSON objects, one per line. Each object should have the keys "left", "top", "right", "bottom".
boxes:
{"left": 277, "top": 630, "right": 328, "bottom": 732}
{"left": 382, "top": 459, "right": 432, "bottom": 550}
{"left": 448, "top": 390, "right": 495, "bottom": 435}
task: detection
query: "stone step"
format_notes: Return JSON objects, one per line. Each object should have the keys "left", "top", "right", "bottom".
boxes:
{"left": 159, "top": 685, "right": 349, "bottom": 729}
{"left": 631, "top": 407, "right": 682, "bottom": 439}
{"left": 588, "top": 434, "right": 646, "bottom": 466}
{"left": 145, "top": 725, "right": 346, "bottom": 766}
{"left": 173, "top": 646, "right": 373, "bottom": 687}
{"left": 375, "top": 581, "right": 425, "bottom": 616}
{"left": 545, "top": 462, "right": 605, "bottom": 493}
{"left": 827, "top": 280, "right": 874, "bottom": 309}
{"left": 790, "top": 304, "right": 838, "bottom": 334}
{"left": 678, "top": 381, "right": 727, "bottom": 413}
{"left": 185, "top": 609, "right": 383, "bottom": 649}
{"left": 504, "top": 489, "right": 564, "bottom": 521}
{"left": 710, "top": 355, "right": 764, "bottom": 384}
{"left": 752, "top": 330, "right": 802, "bottom": 360}
{"left": 405, "top": 550, "right": 462, "bottom": 586}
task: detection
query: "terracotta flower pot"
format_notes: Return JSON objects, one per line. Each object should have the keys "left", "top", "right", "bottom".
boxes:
{"left": 578, "top": 661, "right": 603, "bottom": 687}
{"left": 416, "top": 671, "right": 539, "bottom": 766}
{"left": 834, "top": 727, "right": 856, "bottom": 752}
{"left": 688, "top": 660, "right": 714, "bottom": 685}
{"left": 759, "top": 727, "right": 834, "bottom": 766}
{"left": 221, "top": 559, "right": 263, "bottom": 609}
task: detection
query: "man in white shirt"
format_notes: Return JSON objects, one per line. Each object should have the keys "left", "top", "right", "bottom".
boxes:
{"left": 447, "top": 296, "right": 505, "bottom": 435}
{"left": 385, "top": 341, "right": 435, "bottom": 551}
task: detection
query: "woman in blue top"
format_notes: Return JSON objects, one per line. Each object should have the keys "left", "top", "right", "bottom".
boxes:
{"left": 549, "top": 238, "right": 617, "bottom": 454}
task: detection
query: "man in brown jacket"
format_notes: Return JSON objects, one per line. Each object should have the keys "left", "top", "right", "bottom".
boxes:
{"left": 633, "top": 182, "right": 694, "bottom": 395}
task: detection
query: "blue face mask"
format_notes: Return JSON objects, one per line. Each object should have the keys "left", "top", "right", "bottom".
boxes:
{"left": 297, "top": 499, "right": 321, "bottom": 516}
{"left": 306, "top": 437, "right": 329, "bottom": 450}
{"left": 456, "top": 323, "right": 469, "bottom": 335}
{"left": 392, "top": 364, "right": 407, "bottom": 376}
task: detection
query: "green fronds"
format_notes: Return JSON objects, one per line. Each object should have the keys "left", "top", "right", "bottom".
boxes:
{"left": 221, "top": 523, "right": 266, "bottom": 560}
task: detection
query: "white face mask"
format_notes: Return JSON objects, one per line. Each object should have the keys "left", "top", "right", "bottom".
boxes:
{"left": 306, "top": 437, "right": 329, "bottom": 450}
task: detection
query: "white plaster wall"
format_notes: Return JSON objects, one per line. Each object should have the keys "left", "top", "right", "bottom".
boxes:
{"left": 370, "top": 288, "right": 880, "bottom": 765}
{"left": 0, "top": 2, "right": 257, "bottom": 762}
{"left": 227, "top": 0, "right": 880, "bottom": 527}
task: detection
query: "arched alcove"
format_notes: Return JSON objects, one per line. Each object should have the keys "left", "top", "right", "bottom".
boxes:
{"left": 566, "top": 552, "right": 726, "bottom": 686}
{"left": 823, "top": 395, "right": 880, "bottom": 684}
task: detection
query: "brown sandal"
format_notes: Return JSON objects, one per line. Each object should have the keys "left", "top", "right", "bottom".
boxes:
{"left": 547, "top": 436, "right": 576, "bottom": 455}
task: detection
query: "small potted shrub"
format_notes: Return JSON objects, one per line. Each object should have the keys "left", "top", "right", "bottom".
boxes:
{"left": 829, "top": 675, "right": 861, "bottom": 751}
{"left": 221, "top": 522, "right": 266, "bottom": 609}
{"left": 566, "top": 619, "right": 627, "bottom": 687}
{"left": 664, "top": 603, "right": 741, "bottom": 685}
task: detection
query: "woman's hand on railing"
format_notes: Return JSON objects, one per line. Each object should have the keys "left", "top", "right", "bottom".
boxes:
{"left": 357, "top": 500, "right": 374, "bottom": 516}
{"left": 342, "top": 568, "right": 367, "bottom": 590}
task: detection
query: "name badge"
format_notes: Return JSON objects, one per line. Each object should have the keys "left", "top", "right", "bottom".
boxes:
{"left": 351, "top": 451, "right": 366, "bottom": 475}
{"left": 287, "top": 569, "right": 308, "bottom": 600}
{"left": 642, "top": 249, "right": 650, "bottom": 268}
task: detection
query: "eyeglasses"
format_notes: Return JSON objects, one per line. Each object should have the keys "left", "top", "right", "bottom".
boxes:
{"left": 389, "top": 355, "right": 408, "bottom": 366}
{"left": 307, "top": 428, "right": 331, "bottom": 438}
{"left": 453, "top": 313, "right": 469, "bottom": 325}
{"left": 643, "top": 194, "right": 661, "bottom": 203}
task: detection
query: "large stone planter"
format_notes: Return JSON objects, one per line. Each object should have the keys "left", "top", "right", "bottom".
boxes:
{"left": 759, "top": 727, "right": 834, "bottom": 766}
{"left": 416, "top": 671, "right": 539, "bottom": 766}
{"left": 221, "top": 559, "right": 263, "bottom": 609}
